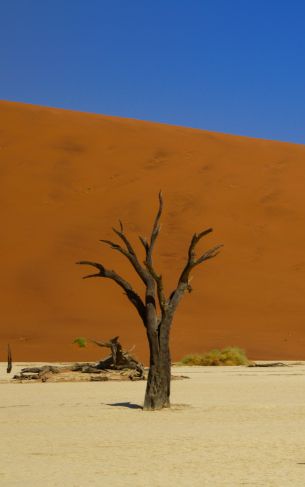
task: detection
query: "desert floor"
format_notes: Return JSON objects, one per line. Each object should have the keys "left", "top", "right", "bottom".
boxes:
{"left": 1, "top": 363, "right": 305, "bottom": 486}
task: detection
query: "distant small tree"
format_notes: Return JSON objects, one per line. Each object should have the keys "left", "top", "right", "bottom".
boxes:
{"left": 77, "top": 193, "right": 222, "bottom": 410}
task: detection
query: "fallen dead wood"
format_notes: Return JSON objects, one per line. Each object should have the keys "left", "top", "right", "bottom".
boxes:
{"left": 248, "top": 362, "right": 288, "bottom": 367}
{"left": 92, "top": 336, "right": 144, "bottom": 372}
{"left": 90, "top": 376, "right": 109, "bottom": 381}
{"left": 11, "top": 337, "right": 189, "bottom": 383}
{"left": 12, "top": 336, "right": 145, "bottom": 382}
{"left": 12, "top": 364, "right": 145, "bottom": 383}
{"left": 12, "top": 366, "right": 189, "bottom": 383}
{"left": 12, "top": 366, "right": 144, "bottom": 383}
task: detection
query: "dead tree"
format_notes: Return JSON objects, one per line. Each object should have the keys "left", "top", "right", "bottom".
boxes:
{"left": 7, "top": 344, "right": 12, "bottom": 374}
{"left": 77, "top": 193, "right": 222, "bottom": 410}
{"left": 92, "top": 336, "right": 144, "bottom": 376}
{"left": 91, "top": 336, "right": 125, "bottom": 367}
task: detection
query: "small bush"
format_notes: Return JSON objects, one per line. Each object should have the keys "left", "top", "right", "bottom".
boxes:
{"left": 180, "top": 347, "right": 250, "bottom": 366}
{"left": 73, "top": 337, "right": 87, "bottom": 348}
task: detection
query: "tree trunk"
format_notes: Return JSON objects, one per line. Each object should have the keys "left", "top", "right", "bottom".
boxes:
{"left": 7, "top": 344, "right": 12, "bottom": 374}
{"left": 143, "top": 322, "right": 171, "bottom": 410}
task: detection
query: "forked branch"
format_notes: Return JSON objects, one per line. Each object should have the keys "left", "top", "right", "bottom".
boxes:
{"left": 179, "top": 229, "right": 223, "bottom": 285}
{"left": 145, "top": 261, "right": 167, "bottom": 316}
{"left": 78, "top": 194, "right": 222, "bottom": 324}
{"left": 100, "top": 223, "right": 150, "bottom": 285}
{"left": 76, "top": 261, "right": 146, "bottom": 323}
{"left": 147, "top": 191, "right": 163, "bottom": 265}
{"left": 169, "top": 229, "right": 223, "bottom": 309}
{"left": 139, "top": 192, "right": 167, "bottom": 315}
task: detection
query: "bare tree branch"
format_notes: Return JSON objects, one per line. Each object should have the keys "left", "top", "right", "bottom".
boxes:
{"left": 195, "top": 244, "right": 224, "bottom": 265}
{"left": 186, "top": 228, "right": 213, "bottom": 268}
{"left": 100, "top": 239, "right": 126, "bottom": 254}
{"left": 138, "top": 191, "right": 163, "bottom": 265}
{"left": 178, "top": 229, "right": 222, "bottom": 284}
{"left": 112, "top": 224, "right": 136, "bottom": 256}
{"left": 76, "top": 261, "right": 146, "bottom": 324}
{"left": 139, "top": 192, "right": 167, "bottom": 316}
{"left": 147, "top": 190, "right": 163, "bottom": 265}
{"left": 107, "top": 223, "right": 151, "bottom": 285}
{"left": 138, "top": 235, "right": 149, "bottom": 253}
{"left": 169, "top": 229, "right": 223, "bottom": 310}
{"left": 145, "top": 262, "right": 167, "bottom": 317}
{"left": 90, "top": 336, "right": 120, "bottom": 349}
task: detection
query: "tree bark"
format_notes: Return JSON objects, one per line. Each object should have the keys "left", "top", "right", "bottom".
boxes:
{"left": 7, "top": 344, "right": 12, "bottom": 374}
{"left": 143, "top": 319, "right": 172, "bottom": 410}
{"left": 144, "top": 338, "right": 170, "bottom": 410}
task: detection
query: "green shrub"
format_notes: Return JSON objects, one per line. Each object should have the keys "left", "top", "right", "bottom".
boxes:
{"left": 73, "top": 337, "right": 87, "bottom": 348}
{"left": 180, "top": 347, "right": 250, "bottom": 366}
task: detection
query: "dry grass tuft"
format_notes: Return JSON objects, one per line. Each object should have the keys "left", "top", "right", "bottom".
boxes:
{"left": 180, "top": 347, "right": 251, "bottom": 366}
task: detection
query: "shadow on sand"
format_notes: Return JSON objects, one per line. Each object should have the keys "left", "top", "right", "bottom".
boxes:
{"left": 107, "top": 402, "right": 143, "bottom": 410}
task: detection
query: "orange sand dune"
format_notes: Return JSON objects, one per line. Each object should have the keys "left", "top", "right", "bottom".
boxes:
{"left": 1, "top": 100, "right": 305, "bottom": 362}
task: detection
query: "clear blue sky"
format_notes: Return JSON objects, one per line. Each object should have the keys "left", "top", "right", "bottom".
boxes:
{"left": 1, "top": 1, "right": 305, "bottom": 143}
